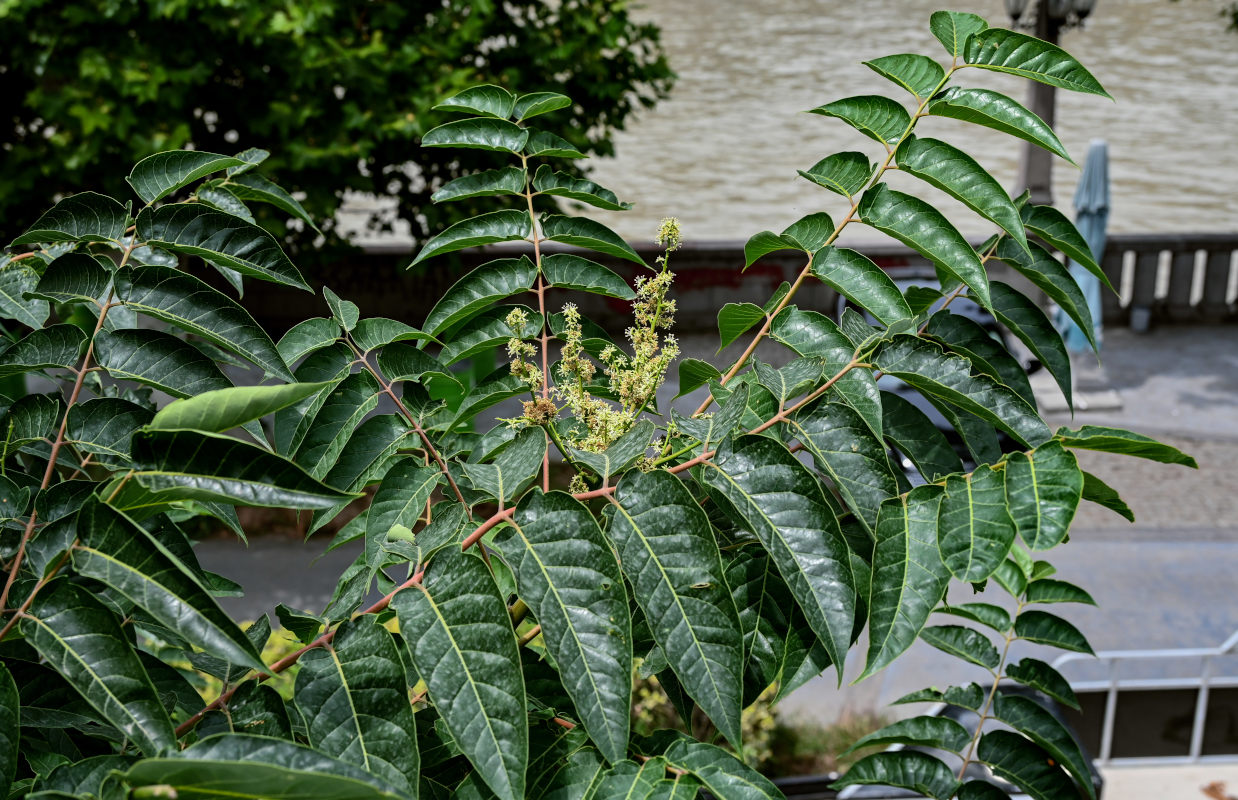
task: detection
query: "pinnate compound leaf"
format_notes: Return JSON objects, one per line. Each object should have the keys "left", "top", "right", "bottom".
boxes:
{"left": 22, "top": 582, "right": 175, "bottom": 756}
{"left": 126, "top": 151, "right": 245, "bottom": 204}
{"left": 929, "top": 87, "right": 1072, "bottom": 163}
{"left": 939, "top": 465, "right": 1017, "bottom": 582}
{"left": 978, "top": 730, "right": 1082, "bottom": 800}
{"left": 95, "top": 329, "right": 231, "bottom": 398}
{"left": 73, "top": 499, "right": 265, "bottom": 671}
{"left": 810, "top": 96, "right": 911, "bottom": 144}
{"left": 422, "top": 118, "right": 529, "bottom": 153}
{"left": 992, "top": 693, "right": 1095, "bottom": 799}
{"left": 1056, "top": 426, "right": 1197, "bottom": 467}
{"left": 115, "top": 265, "right": 292, "bottom": 381}
{"left": 391, "top": 548, "right": 526, "bottom": 800}
{"left": 497, "top": 490, "right": 631, "bottom": 763}
{"left": 11, "top": 192, "right": 129, "bottom": 246}
{"left": 798, "top": 151, "right": 875, "bottom": 198}
{"left": 541, "top": 215, "right": 646, "bottom": 265}
{"left": 811, "top": 246, "right": 912, "bottom": 326}
{"left": 663, "top": 736, "right": 786, "bottom": 800}
{"left": 150, "top": 381, "right": 333, "bottom": 433}
{"left": 423, "top": 257, "right": 537, "bottom": 336}
{"left": 966, "top": 28, "right": 1110, "bottom": 98}
{"left": 1015, "top": 610, "right": 1093, "bottom": 654}
{"left": 844, "top": 715, "right": 971, "bottom": 754}
{"left": 717, "top": 303, "right": 766, "bottom": 350}
{"left": 533, "top": 165, "right": 631, "bottom": 211}
{"left": 833, "top": 751, "right": 959, "bottom": 800}
{"left": 434, "top": 84, "right": 516, "bottom": 118}
{"left": 432, "top": 166, "right": 526, "bottom": 204}
{"left": 131, "top": 429, "right": 356, "bottom": 509}
{"left": 1, "top": 263, "right": 49, "bottom": 327}
{"left": 1021, "top": 205, "right": 1108, "bottom": 288}
{"left": 1004, "top": 442, "right": 1082, "bottom": 551}
{"left": 410, "top": 210, "right": 531, "bottom": 267}
{"left": 125, "top": 733, "right": 405, "bottom": 799}
{"left": 864, "top": 54, "right": 947, "bottom": 98}
{"left": 930, "top": 10, "right": 988, "bottom": 58}
{"left": 0, "top": 324, "right": 87, "bottom": 379}
{"left": 864, "top": 485, "right": 949, "bottom": 677}
{"left": 876, "top": 335, "right": 1050, "bottom": 448}
{"left": 607, "top": 470, "right": 744, "bottom": 751}
{"left": 1026, "top": 579, "right": 1095, "bottom": 606}
{"left": 294, "top": 617, "right": 420, "bottom": 794}
{"left": 1006, "top": 658, "right": 1080, "bottom": 710}
{"left": 701, "top": 436, "right": 856, "bottom": 680}
{"left": 919, "top": 625, "right": 1000, "bottom": 670}
{"left": 860, "top": 184, "right": 990, "bottom": 309}
{"left": 0, "top": 662, "right": 16, "bottom": 797}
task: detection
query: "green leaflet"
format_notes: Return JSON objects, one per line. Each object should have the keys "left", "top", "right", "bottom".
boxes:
{"left": 606, "top": 470, "right": 744, "bottom": 751}
{"left": 65, "top": 398, "right": 153, "bottom": 464}
{"left": 958, "top": 781, "right": 1015, "bottom": 800}
{"left": 965, "top": 28, "right": 1110, "bottom": 98}
{"left": 863, "top": 54, "right": 946, "bottom": 99}
{"left": 227, "top": 172, "right": 320, "bottom": 232}
{"left": 986, "top": 281, "right": 1073, "bottom": 409}
{"left": 524, "top": 129, "right": 585, "bottom": 159}
{"left": 1080, "top": 470, "right": 1134, "bottom": 521}
{"left": 859, "top": 184, "right": 991, "bottom": 310}
{"left": 72, "top": 499, "right": 265, "bottom": 671}
{"left": 936, "top": 602, "right": 1012, "bottom": 633}
{"left": 294, "top": 371, "right": 383, "bottom": 477}
{"left": 11, "top": 192, "right": 129, "bottom": 246}
{"left": 1015, "top": 610, "right": 1093, "bottom": 654}
{"left": 533, "top": 745, "right": 606, "bottom": 800}
{"left": 1025, "top": 579, "right": 1095, "bottom": 606}
{"left": 673, "top": 384, "right": 749, "bottom": 455}
{"left": 0, "top": 662, "right": 16, "bottom": 798}
{"left": 1056, "top": 425, "right": 1197, "bottom": 467}
{"left": 0, "top": 324, "right": 87, "bottom": 379}
{"left": 149, "top": 381, "right": 333, "bottom": 434}
{"left": 533, "top": 165, "right": 631, "bottom": 211}
{"left": 674, "top": 358, "right": 722, "bottom": 399}
{"left": 810, "top": 95, "right": 911, "bottom": 144}
{"left": 441, "top": 305, "right": 537, "bottom": 366}
{"left": 919, "top": 625, "right": 1000, "bottom": 670}
{"left": 994, "top": 239, "right": 1096, "bottom": 351}
{"left": 594, "top": 759, "right": 663, "bottom": 798}
{"left": 879, "top": 391, "right": 963, "bottom": 483}
{"left": 199, "top": 185, "right": 254, "bottom": 223}
{"left": 701, "top": 436, "right": 855, "bottom": 680}
{"left": 432, "top": 166, "right": 526, "bottom": 204}
{"left": 27, "top": 252, "right": 111, "bottom": 307}
{"left": 198, "top": 682, "right": 291, "bottom": 740}
{"left": 753, "top": 357, "right": 824, "bottom": 404}
{"left": 0, "top": 262, "right": 49, "bottom": 327}
{"left": 541, "top": 215, "right": 646, "bottom": 265}
{"left": 514, "top": 91, "right": 571, "bottom": 121}
{"left": 928, "top": 87, "right": 1072, "bottom": 164}
{"left": 277, "top": 318, "right": 342, "bottom": 365}
{"left": 567, "top": 419, "right": 655, "bottom": 485}
{"left": 864, "top": 485, "right": 949, "bottom": 678}
{"left": 22, "top": 582, "right": 175, "bottom": 756}
{"left": 136, "top": 203, "right": 310, "bottom": 291}
{"left": 922, "top": 311, "right": 1035, "bottom": 406}
{"left": 875, "top": 335, "right": 1050, "bottom": 449}
{"left": 929, "top": 10, "right": 988, "bottom": 58}
{"left": 788, "top": 399, "right": 899, "bottom": 534}
{"left": 662, "top": 737, "right": 786, "bottom": 800}
{"left": 423, "top": 257, "right": 537, "bottom": 336}
{"left": 392, "top": 548, "right": 527, "bottom": 800}
{"left": 127, "top": 151, "right": 245, "bottom": 204}
{"left": 726, "top": 548, "right": 812, "bottom": 705}
{"left": 130, "top": 429, "right": 356, "bottom": 509}
{"left": 541, "top": 253, "right": 635, "bottom": 300}
{"left": 434, "top": 84, "right": 516, "bottom": 118}
{"left": 896, "top": 136, "right": 1027, "bottom": 251}
{"left": 115, "top": 265, "right": 292, "bottom": 381}
{"left": 978, "top": 730, "right": 1083, "bottom": 800}
{"left": 1005, "top": 658, "right": 1081, "bottom": 710}
{"left": 1021, "top": 205, "right": 1108, "bottom": 288}
{"left": 844, "top": 715, "right": 971, "bottom": 754}
{"left": 812, "top": 247, "right": 912, "bottom": 326}
{"left": 497, "top": 491, "right": 631, "bottom": 763}
{"left": 410, "top": 210, "right": 532, "bottom": 267}
{"left": 833, "top": 751, "right": 959, "bottom": 800}
{"left": 422, "top": 118, "right": 529, "bottom": 153}
{"left": 94, "top": 328, "right": 232, "bottom": 398}
{"left": 0, "top": 393, "right": 61, "bottom": 449}
{"left": 798, "top": 151, "right": 875, "bottom": 199}
{"left": 125, "top": 733, "right": 405, "bottom": 800}
{"left": 351, "top": 318, "right": 431, "bottom": 353}
{"left": 744, "top": 213, "right": 834, "bottom": 267}
{"left": 1004, "top": 442, "right": 1083, "bottom": 551}
{"left": 294, "top": 617, "right": 420, "bottom": 795}
{"left": 939, "top": 465, "right": 1017, "bottom": 582}
{"left": 717, "top": 303, "right": 766, "bottom": 351}
{"left": 462, "top": 427, "right": 547, "bottom": 504}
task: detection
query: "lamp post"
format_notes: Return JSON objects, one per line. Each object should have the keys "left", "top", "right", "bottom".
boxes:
{"left": 1006, "top": 0, "right": 1098, "bottom": 206}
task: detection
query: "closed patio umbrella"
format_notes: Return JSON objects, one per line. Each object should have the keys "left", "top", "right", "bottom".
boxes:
{"left": 1057, "top": 139, "right": 1109, "bottom": 353}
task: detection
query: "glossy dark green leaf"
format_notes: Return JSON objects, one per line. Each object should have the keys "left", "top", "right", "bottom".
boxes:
{"left": 321, "top": 414, "right": 412, "bottom": 497}
{"left": 524, "top": 129, "right": 585, "bottom": 159}
{"left": 21, "top": 582, "right": 175, "bottom": 755}
{"left": 978, "top": 730, "right": 1082, "bottom": 800}
{"left": 919, "top": 625, "right": 1000, "bottom": 670}
{"left": 781, "top": 212, "right": 836, "bottom": 252}
{"left": 65, "top": 398, "right": 152, "bottom": 464}
{"left": 715, "top": 302, "right": 766, "bottom": 351}
{"left": 536, "top": 745, "right": 606, "bottom": 800}
{"left": 607, "top": 470, "right": 744, "bottom": 750}
{"left": 197, "top": 185, "right": 254, "bottom": 222}
{"left": 533, "top": 165, "right": 631, "bottom": 211}
{"left": 11, "top": 192, "right": 129, "bottom": 246}
{"left": 351, "top": 319, "right": 432, "bottom": 352}
{"left": 538, "top": 254, "right": 631, "bottom": 301}
{"left": 422, "top": 118, "right": 529, "bottom": 153}
{"left": 127, "top": 151, "right": 245, "bottom": 204}
{"left": 995, "top": 239, "right": 1095, "bottom": 349}
{"left": 662, "top": 737, "right": 786, "bottom": 800}
{"left": 875, "top": 335, "right": 1050, "bottom": 448}
{"left": 958, "top": 780, "right": 1014, "bottom": 799}
{"left": 1006, "top": 657, "right": 1080, "bottom": 709}
{"left": 130, "top": 429, "right": 356, "bottom": 508}
{"left": 1021, "top": 205, "right": 1107, "bottom": 288}
{"left": 423, "top": 257, "right": 537, "bottom": 336}
{"left": 150, "top": 381, "right": 332, "bottom": 433}
{"left": 832, "top": 751, "right": 959, "bottom": 800}
{"left": 115, "top": 265, "right": 291, "bottom": 381}
{"left": 701, "top": 436, "right": 855, "bottom": 679}
{"left": 568, "top": 419, "right": 654, "bottom": 484}
{"left": 0, "top": 393, "right": 62, "bottom": 449}
{"left": 864, "top": 485, "right": 949, "bottom": 677}
{"left": 939, "top": 465, "right": 1017, "bottom": 582}
{"left": 992, "top": 693, "right": 1095, "bottom": 798}
{"left": 198, "top": 682, "right": 291, "bottom": 740}
{"left": 95, "top": 328, "right": 231, "bottom": 398}
{"left": 859, "top": 184, "right": 990, "bottom": 309}
{"left": 392, "top": 548, "right": 526, "bottom": 800}
{"left": 375, "top": 343, "right": 444, "bottom": 387}
{"left": 541, "top": 215, "right": 645, "bottom": 265}
{"left": 673, "top": 384, "right": 749, "bottom": 455}
{"left": 447, "top": 372, "right": 528, "bottom": 428}
{"left": 929, "top": 87, "right": 1072, "bottom": 164}
{"left": 675, "top": 358, "right": 722, "bottom": 399}
{"left": 1004, "top": 442, "right": 1083, "bottom": 551}
{"left": 810, "top": 95, "right": 911, "bottom": 144}
{"left": 865, "top": 53, "right": 947, "bottom": 98}
{"left": 743, "top": 232, "right": 798, "bottom": 268}
{"left": 922, "top": 311, "right": 1034, "bottom": 406}
{"left": 27, "top": 253, "right": 111, "bottom": 306}
{"left": 845, "top": 714, "right": 971, "bottom": 754}
{"left": 294, "top": 617, "right": 420, "bottom": 795}
{"left": 1056, "top": 426, "right": 1197, "bottom": 467}
{"left": 1026, "top": 579, "right": 1095, "bottom": 606}
{"left": 798, "top": 151, "right": 874, "bottom": 199}
{"left": 930, "top": 10, "right": 988, "bottom": 58}
{"left": 441, "top": 304, "right": 535, "bottom": 366}
{"left": 790, "top": 400, "right": 898, "bottom": 533}
{"left": 966, "top": 28, "right": 1110, "bottom": 97}
{"left": 897, "top": 136, "right": 1027, "bottom": 250}
{"left": 0, "top": 263, "right": 48, "bottom": 327}
{"left": 594, "top": 759, "right": 663, "bottom": 798}
{"left": 1080, "top": 470, "right": 1134, "bottom": 521}
{"left": 727, "top": 548, "right": 798, "bottom": 704}
{"left": 1015, "top": 610, "right": 1093, "bottom": 654}
{"left": 432, "top": 166, "right": 526, "bottom": 204}
{"left": 227, "top": 172, "right": 320, "bottom": 232}
{"left": 410, "top": 210, "right": 532, "bottom": 267}
{"left": 0, "top": 662, "right": 16, "bottom": 797}
{"left": 462, "top": 427, "right": 546, "bottom": 504}
{"left": 498, "top": 490, "right": 631, "bottom": 763}
{"left": 986, "top": 280, "right": 1073, "bottom": 409}
{"left": 811, "top": 246, "right": 912, "bottom": 326}
{"left": 125, "top": 733, "right": 406, "bottom": 799}
{"left": 936, "top": 602, "right": 1012, "bottom": 633}
{"left": 434, "top": 84, "right": 516, "bottom": 118}
{"left": 293, "top": 371, "right": 382, "bottom": 474}
{"left": 0, "top": 324, "right": 87, "bottom": 378}
{"left": 136, "top": 204, "right": 308, "bottom": 291}
{"left": 277, "top": 318, "right": 341, "bottom": 365}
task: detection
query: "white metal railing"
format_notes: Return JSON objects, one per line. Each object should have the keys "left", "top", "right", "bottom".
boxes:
{"left": 1054, "top": 629, "right": 1238, "bottom": 765}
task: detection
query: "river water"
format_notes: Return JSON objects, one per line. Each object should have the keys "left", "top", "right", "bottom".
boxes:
{"left": 585, "top": 0, "right": 1238, "bottom": 244}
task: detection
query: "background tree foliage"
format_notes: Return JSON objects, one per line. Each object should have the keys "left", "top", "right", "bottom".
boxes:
{"left": 0, "top": 0, "right": 673, "bottom": 254}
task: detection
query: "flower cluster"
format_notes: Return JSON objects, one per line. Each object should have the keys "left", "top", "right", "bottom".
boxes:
{"left": 504, "top": 307, "right": 542, "bottom": 391}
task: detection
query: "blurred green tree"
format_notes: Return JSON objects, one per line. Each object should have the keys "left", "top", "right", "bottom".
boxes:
{"left": 0, "top": 0, "right": 672, "bottom": 255}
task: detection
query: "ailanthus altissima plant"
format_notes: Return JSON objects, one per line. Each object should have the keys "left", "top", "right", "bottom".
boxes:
{"left": 0, "top": 10, "right": 1198, "bottom": 800}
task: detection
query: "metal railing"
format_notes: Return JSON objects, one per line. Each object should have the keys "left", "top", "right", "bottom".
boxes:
{"left": 1053, "top": 629, "right": 1238, "bottom": 766}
